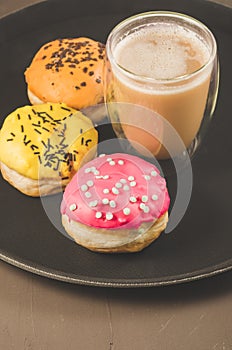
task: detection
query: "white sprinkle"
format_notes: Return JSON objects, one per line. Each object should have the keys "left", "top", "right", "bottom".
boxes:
{"left": 85, "top": 168, "right": 91, "bottom": 173}
{"left": 152, "top": 194, "right": 158, "bottom": 201}
{"left": 115, "top": 182, "right": 122, "bottom": 189}
{"left": 109, "top": 161, "right": 115, "bottom": 166}
{"left": 123, "top": 207, "right": 131, "bottom": 216}
{"left": 94, "top": 170, "right": 100, "bottom": 175}
{"left": 89, "top": 200, "right": 98, "bottom": 207}
{"left": 112, "top": 187, "right": 119, "bottom": 195}
{"left": 118, "top": 160, "right": 124, "bottom": 165}
{"left": 103, "top": 188, "right": 110, "bottom": 194}
{"left": 144, "top": 175, "right": 151, "bottom": 180}
{"left": 151, "top": 170, "right": 158, "bottom": 177}
{"left": 140, "top": 203, "right": 146, "bottom": 210}
{"left": 95, "top": 175, "right": 103, "bottom": 179}
{"left": 87, "top": 180, "right": 94, "bottom": 187}
{"left": 128, "top": 176, "right": 134, "bottom": 181}
{"left": 106, "top": 158, "right": 112, "bottom": 162}
{"left": 109, "top": 200, "right": 116, "bottom": 208}
{"left": 81, "top": 184, "right": 88, "bottom": 192}
{"left": 102, "top": 198, "right": 109, "bottom": 205}
{"left": 123, "top": 185, "right": 130, "bottom": 191}
{"left": 91, "top": 167, "right": 96, "bottom": 172}
{"left": 130, "top": 181, "right": 136, "bottom": 187}
{"left": 103, "top": 175, "right": 109, "bottom": 180}
{"left": 106, "top": 212, "right": 113, "bottom": 220}
{"left": 95, "top": 211, "right": 102, "bottom": 219}
{"left": 85, "top": 192, "right": 91, "bottom": 198}
{"left": 120, "top": 178, "right": 127, "bottom": 184}
{"left": 129, "top": 196, "right": 137, "bottom": 203}
{"left": 142, "top": 195, "right": 148, "bottom": 203}
{"left": 99, "top": 154, "right": 106, "bottom": 157}
{"left": 143, "top": 205, "right": 150, "bottom": 213}
{"left": 69, "top": 203, "right": 77, "bottom": 211}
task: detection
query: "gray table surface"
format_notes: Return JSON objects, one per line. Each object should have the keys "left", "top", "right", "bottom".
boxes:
{"left": 0, "top": 0, "right": 232, "bottom": 349}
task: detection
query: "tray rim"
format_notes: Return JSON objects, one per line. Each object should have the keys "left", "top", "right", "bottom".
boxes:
{"left": 0, "top": 0, "right": 232, "bottom": 288}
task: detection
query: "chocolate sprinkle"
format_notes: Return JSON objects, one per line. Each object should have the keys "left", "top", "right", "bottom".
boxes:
{"left": 61, "top": 106, "right": 71, "bottom": 112}
{"left": 34, "top": 129, "right": 42, "bottom": 135}
{"left": 80, "top": 82, "right": 86, "bottom": 87}
{"left": 85, "top": 139, "right": 92, "bottom": 146}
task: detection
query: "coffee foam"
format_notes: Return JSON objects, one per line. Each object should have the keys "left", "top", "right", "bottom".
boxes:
{"left": 113, "top": 23, "right": 211, "bottom": 94}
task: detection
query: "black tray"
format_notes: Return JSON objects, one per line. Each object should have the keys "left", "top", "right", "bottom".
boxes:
{"left": 0, "top": 0, "right": 232, "bottom": 287}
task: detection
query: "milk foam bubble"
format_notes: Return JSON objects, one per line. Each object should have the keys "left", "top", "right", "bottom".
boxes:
{"left": 114, "top": 23, "right": 210, "bottom": 80}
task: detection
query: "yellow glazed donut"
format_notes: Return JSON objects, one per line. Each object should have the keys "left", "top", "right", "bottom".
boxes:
{"left": 0, "top": 103, "right": 98, "bottom": 196}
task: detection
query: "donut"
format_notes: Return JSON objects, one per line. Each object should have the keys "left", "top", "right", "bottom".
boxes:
{"left": 0, "top": 103, "right": 98, "bottom": 196}
{"left": 61, "top": 153, "right": 170, "bottom": 253}
{"left": 24, "top": 37, "right": 105, "bottom": 112}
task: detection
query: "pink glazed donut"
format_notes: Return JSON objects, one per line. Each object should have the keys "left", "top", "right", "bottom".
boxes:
{"left": 61, "top": 153, "right": 170, "bottom": 253}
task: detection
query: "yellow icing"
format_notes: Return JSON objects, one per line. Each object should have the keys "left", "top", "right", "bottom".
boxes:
{"left": 0, "top": 103, "right": 98, "bottom": 180}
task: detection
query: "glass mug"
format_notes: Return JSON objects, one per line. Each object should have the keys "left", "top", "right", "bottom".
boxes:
{"left": 104, "top": 11, "right": 219, "bottom": 159}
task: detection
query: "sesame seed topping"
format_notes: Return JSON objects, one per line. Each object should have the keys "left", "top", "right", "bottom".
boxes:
{"left": 95, "top": 212, "right": 102, "bottom": 219}
{"left": 128, "top": 176, "right": 134, "bottom": 181}
{"left": 130, "top": 181, "right": 137, "bottom": 187}
{"left": 89, "top": 200, "right": 98, "bottom": 207}
{"left": 69, "top": 204, "right": 77, "bottom": 211}
{"left": 99, "top": 154, "right": 106, "bottom": 157}
{"left": 85, "top": 168, "right": 91, "bottom": 174}
{"left": 152, "top": 194, "right": 158, "bottom": 201}
{"left": 112, "top": 187, "right": 119, "bottom": 195}
{"left": 109, "top": 200, "right": 116, "bottom": 208}
{"left": 102, "top": 198, "right": 109, "bottom": 205}
{"left": 144, "top": 175, "right": 151, "bottom": 180}
{"left": 123, "top": 185, "right": 130, "bottom": 191}
{"left": 115, "top": 182, "right": 122, "bottom": 189}
{"left": 140, "top": 203, "right": 146, "bottom": 210}
{"left": 151, "top": 170, "right": 158, "bottom": 177}
{"left": 118, "top": 160, "right": 124, "bottom": 165}
{"left": 85, "top": 192, "right": 91, "bottom": 198}
{"left": 129, "top": 196, "right": 137, "bottom": 203}
{"left": 142, "top": 195, "right": 148, "bottom": 202}
{"left": 106, "top": 212, "right": 113, "bottom": 220}
{"left": 103, "top": 188, "right": 110, "bottom": 194}
{"left": 143, "top": 206, "right": 150, "bottom": 213}
{"left": 120, "top": 179, "right": 127, "bottom": 184}
{"left": 103, "top": 175, "right": 109, "bottom": 180}
{"left": 109, "top": 161, "right": 116, "bottom": 166}
{"left": 87, "top": 180, "right": 94, "bottom": 187}
{"left": 81, "top": 184, "right": 88, "bottom": 192}
{"left": 123, "top": 208, "right": 131, "bottom": 216}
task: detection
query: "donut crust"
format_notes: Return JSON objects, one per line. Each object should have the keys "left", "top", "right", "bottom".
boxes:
{"left": 61, "top": 212, "right": 168, "bottom": 253}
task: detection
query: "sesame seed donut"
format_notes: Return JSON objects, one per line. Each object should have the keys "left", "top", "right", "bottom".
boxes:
{"left": 61, "top": 153, "right": 170, "bottom": 253}
{"left": 0, "top": 103, "right": 98, "bottom": 196}
{"left": 24, "top": 37, "right": 105, "bottom": 114}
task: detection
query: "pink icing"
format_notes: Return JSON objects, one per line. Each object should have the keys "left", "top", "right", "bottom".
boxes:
{"left": 61, "top": 153, "right": 170, "bottom": 229}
